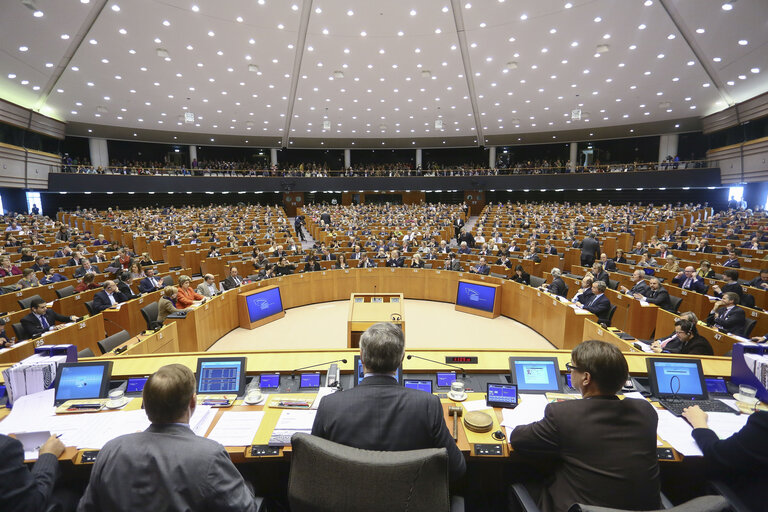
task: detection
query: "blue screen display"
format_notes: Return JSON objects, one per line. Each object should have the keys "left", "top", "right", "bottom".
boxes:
{"left": 705, "top": 378, "right": 728, "bottom": 394}
{"left": 404, "top": 380, "right": 433, "bottom": 393}
{"left": 300, "top": 373, "right": 320, "bottom": 388}
{"left": 355, "top": 357, "right": 400, "bottom": 385}
{"left": 513, "top": 360, "right": 560, "bottom": 392}
{"left": 246, "top": 288, "right": 283, "bottom": 322}
{"left": 488, "top": 384, "right": 517, "bottom": 405}
{"left": 653, "top": 361, "right": 703, "bottom": 395}
{"left": 126, "top": 377, "right": 148, "bottom": 393}
{"left": 566, "top": 373, "right": 573, "bottom": 388}
{"left": 456, "top": 281, "right": 496, "bottom": 312}
{"left": 260, "top": 373, "right": 280, "bottom": 389}
{"left": 56, "top": 365, "right": 106, "bottom": 400}
{"left": 198, "top": 361, "right": 242, "bottom": 393}
{"left": 436, "top": 372, "right": 455, "bottom": 387}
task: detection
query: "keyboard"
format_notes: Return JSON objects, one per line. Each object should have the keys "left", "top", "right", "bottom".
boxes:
{"left": 657, "top": 398, "right": 737, "bottom": 416}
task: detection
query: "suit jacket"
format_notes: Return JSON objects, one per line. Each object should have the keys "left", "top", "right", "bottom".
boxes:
{"left": 723, "top": 258, "right": 741, "bottom": 268}
{"left": 196, "top": 282, "right": 218, "bottom": 297}
{"left": 583, "top": 293, "right": 611, "bottom": 323}
{"left": 472, "top": 264, "right": 490, "bottom": 275}
{"left": 579, "top": 237, "right": 600, "bottom": 259}
{"left": 177, "top": 286, "right": 203, "bottom": 308}
{"left": 157, "top": 297, "right": 184, "bottom": 324}
{"left": 447, "top": 259, "right": 461, "bottom": 271}
{"left": 508, "top": 397, "right": 660, "bottom": 512}
{"left": 594, "top": 270, "right": 610, "bottom": 285}
{"left": 603, "top": 259, "right": 617, "bottom": 271}
{"left": 385, "top": 257, "right": 404, "bottom": 268}
{"left": 92, "top": 290, "right": 127, "bottom": 313}
{"left": 74, "top": 265, "right": 99, "bottom": 278}
{"left": 709, "top": 305, "right": 746, "bottom": 336}
{"left": 139, "top": 276, "right": 162, "bottom": 294}
{"left": 677, "top": 335, "right": 714, "bottom": 356}
{"left": 20, "top": 309, "right": 73, "bottom": 338}
{"left": 548, "top": 277, "right": 568, "bottom": 298}
{"left": 690, "top": 411, "right": 768, "bottom": 512}
{"left": 643, "top": 286, "right": 673, "bottom": 311}
{"left": 672, "top": 275, "right": 707, "bottom": 294}
{"left": 697, "top": 245, "right": 713, "bottom": 253}
{"left": 117, "top": 281, "right": 138, "bottom": 300}
{"left": 311, "top": 375, "right": 466, "bottom": 483}
{"left": 222, "top": 275, "right": 243, "bottom": 291}
{"left": 0, "top": 434, "right": 59, "bottom": 512}
{"left": 77, "top": 424, "right": 256, "bottom": 512}
{"left": 629, "top": 280, "right": 651, "bottom": 296}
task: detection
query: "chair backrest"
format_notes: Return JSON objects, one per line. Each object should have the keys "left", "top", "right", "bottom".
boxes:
{"left": 288, "top": 433, "right": 450, "bottom": 512}
{"left": 424, "top": 263, "right": 433, "bottom": 269}
{"left": 97, "top": 329, "right": 132, "bottom": 354}
{"left": 608, "top": 279, "right": 619, "bottom": 290}
{"left": 605, "top": 304, "right": 618, "bottom": 326}
{"left": 84, "top": 300, "right": 95, "bottom": 316}
{"left": 18, "top": 294, "right": 44, "bottom": 311}
{"left": 55, "top": 285, "right": 76, "bottom": 299}
{"left": 162, "top": 275, "right": 174, "bottom": 287}
{"left": 78, "top": 347, "right": 95, "bottom": 358}
{"left": 741, "top": 293, "right": 756, "bottom": 309}
{"left": 743, "top": 318, "right": 757, "bottom": 338}
{"left": 11, "top": 322, "right": 27, "bottom": 341}
{"left": 529, "top": 275, "right": 546, "bottom": 288}
{"left": 141, "top": 301, "right": 160, "bottom": 330}
{"left": 490, "top": 272, "right": 506, "bottom": 279}
{"left": 668, "top": 296, "right": 683, "bottom": 314}
{"left": 567, "top": 494, "right": 729, "bottom": 512}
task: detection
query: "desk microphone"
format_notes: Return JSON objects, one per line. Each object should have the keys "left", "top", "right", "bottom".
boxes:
{"left": 406, "top": 354, "right": 466, "bottom": 379}
{"left": 290, "top": 359, "right": 348, "bottom": 379}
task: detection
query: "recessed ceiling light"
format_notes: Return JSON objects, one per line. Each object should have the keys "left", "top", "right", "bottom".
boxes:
{"left": 191, "top": 5, "right": 199, "bottom": 12}
{"left": 751, "top": 67, "right": 760, "bottom": 74}
{"left": 19, "top": 45, "right": 29, "bottom": 52}
{"left": 465, "top": 3, "right": 471, "bottom": 8}
{"left": 119, "top": 28, "right": 127, "bottom": 34}
{"left": 410, "top": 9, "right": 417, "bottom": 15}
{"left": 644, "top": 0, "right": 653, "bottom": 5}
{"left": 360, "top": 31, "right": 367, "bottom": 36}
{"left": 687, "top": 60, "right": 694, "bottom": 66}
{"left": 71, "top": 65, "right": 79, "bottom": 71}
{"left": 713, "top": 57, "right": 721, "bottom": 62}
{"left": 61, "top": 34, "right": 70, "bottom": 39}
{"left": 638, "top": 24, "right": 646, "bottom": 29}
{"left": 727, "top": 80, "right": 735, "bottom": 85}
{"left": 738, "top": 39, "right": 748, "bottom": 45}
{"left": 696, "top": 28, "right": 705, "bottom": 34}
{"left": 347, "top": 9, "right": 354, "bottom": 15}
{"left": 657, "top": 54, "right": 665, "bottom": 59}
{"left": 549, "top": 28, "right": 557, "bottom": 34}
{"left": 564, "top": 2, "right": 572, "bottom": 7}
{"left": 162, "top": 20, "right": 170, "bottom": 26}
{"left": 594, "top": 16, "right": 601, "bottom": 22}
{"left": 738, "top": 74, "right": 747, "bottom": 80}
{"left": 111, "top": 4, "right": 120, "bottom": 12}
{"left": 33, "top": 10, "right": 43, "bottom": 17}
{"left": 721, "top": 3, "right": 733, "bottom": 11}
{"left": 570, "top": 41, "right": 578, "bottom": 47}
{"left": 277, "top": 23, "right": 284, "bottom": 29}
{"left": 667, "top": 34, "right": 675, "bottom": 39}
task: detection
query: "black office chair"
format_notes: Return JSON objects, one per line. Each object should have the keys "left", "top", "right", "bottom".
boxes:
{"left": 18, "top": 294, "right": 44, "bottom": 310}
{"left": 490, "top": 272, "right": 506, "bottom": 279}
{"left": 78, "top": 347, "right": 95, "bottom": 358}
{"left": 668, "top": 296, "right": 683, "bottom": 314}
{"left": 11, "top": 322, "right": 27, "bottom": 341}
{"left": 603, "top": 304, "right": 618, "bottom": 327}
{"left": 742, "top": 318, "right": 757, "bottom": 338}
{"left": 141, "top": 301, "right": 160, "bottom": 330}
{"left": 740, "top": 293, "right": 755, "bottom": 309}
{"left": 97, "top": 329, "right": 131, "bottom": 354}
{"left": 529, "top": 275, "right": 546, "bottom": 288}
{"left": 289, "top": 433, "right": 463, "bottom": 512}
{"left": 708, "top": 480, "right": 752, "bottom": 512}
{"left": 424, "top": 263, "right": 433, "bottom": 269}
{"left": 84, "top": 300, "right": 95, "bottom": 316}
{"left": 162, "top": 275, "right": 174, "bottom": 287}
{"left": 55, "top": 285, "right": 76, "bottom": 299}
{"left": 607, "top": 278, "right": 619, "bottom": 290}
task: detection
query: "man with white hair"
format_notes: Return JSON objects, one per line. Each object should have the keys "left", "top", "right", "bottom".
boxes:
{"left": 542, "top": 268, "right": 569, "bottom": 298}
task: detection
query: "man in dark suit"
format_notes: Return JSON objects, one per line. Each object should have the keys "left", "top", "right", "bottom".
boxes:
{"left": 696, "top": 240, "right": 713, "bottom": 253}
{"left": 707, "top": 291, "right": 747, "bottom": 336}
{"left": 637, "top": 278, "right": 673, "bottom": 311}
{"left": 385, "top": 250, "right": 405, "bottom": 268}
{"left": 92, "top": 280, "right": 127, "bottom": 314}
{"left": 542, "top": 268, "right": 568, "bottom": 298}
{"left": 579, "top": 233, "right": 600, "bottom": 267}
{"left": 31, "top": 256, "right": 49, "bottom": 272}
{"left": 672, "top": 266, "right": 708, "bottom": 294}
{"left": 453, "top": 215, "right": 464, "bottom": 240}
{"left": 681, "top": 407, "right": 768, "bottom": 512}
{"left": 748, "top": 269, "right": 768, "bottom": 290}
{"left": 138, "top": 268, "right": 163, "bottom": 293}
{"left": 722, "top": 252, "right": 740, "bottom": 268}
{"left": 590, "top": 262, "right": 609, "bottom": 286}
{"left": 618, "top": 270, "right": 650, "bottom": 296}
{"left": 599, "top": 253, "right": 616, "bottom": 272}
{"left": 0, "top": 433, "right": 66, "bottom": 512}
{"left": 469, "top": 257, "right": 490, "bottom": 275}
{"left": 311, "top": 323, "right": 466, "bottom": 483}
{"left": 222, "top": 266, "right": 244, "bottom": 290}
{"left": 78, "top": 364, "right": 259, "bottom": 512}
{"left": 576, "top": 281, "right": 612, "bottom": 323}
{"left": 508, "top": 340, "right": 660, "bottom": 512}
{"left": 74, "top": 259, "right": 99, "bottom": 278}
{"left": 652, "top": 318, "right": 713, "bottom": 355}
{"left": 20, "top": 298, "right": 80, "bottom": 338}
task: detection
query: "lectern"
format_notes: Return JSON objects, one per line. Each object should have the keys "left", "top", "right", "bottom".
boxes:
{"left": 347, "top": 293, "right": 405, "bottom": 348}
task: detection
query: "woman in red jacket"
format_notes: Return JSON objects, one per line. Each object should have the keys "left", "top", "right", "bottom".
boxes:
{"left": 176, "top": 275, "right": 203, "bottom": 308}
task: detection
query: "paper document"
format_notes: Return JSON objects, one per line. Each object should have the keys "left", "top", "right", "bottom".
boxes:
{"left": 706, "top": 411, "right": 749, "bottom": 439}
{"left": 190, "top": 405, "right": 216, "bottom": 437}
{"left": 310, "top": 387, "right": 337, "bottom": 410}
{"left": 207, "top": 411, "right": 265, "bottom": 446}
{"left": 501, "top": 394, "right": 548, "bottom": 441}
{"left": 14, "top": 430, "right": 51, "bottom": 460}
{"left": 621, "top": 392, "right": 650, "bottom": 402}
{"left": 655, "top": 410, "right": 702, "bottom": 456}
{"left": 269, "top": 409, "right": 317, "bottom": 445}
{"left": 462, "top": 399, "right": 493, "bottom": 412}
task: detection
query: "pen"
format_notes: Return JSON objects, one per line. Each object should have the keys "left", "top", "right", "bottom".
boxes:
{"left": 35, "top": 434, "right": 63, "bottom": 450}
{"left": 66, "top": 404, "right": 103, "bottom": 410}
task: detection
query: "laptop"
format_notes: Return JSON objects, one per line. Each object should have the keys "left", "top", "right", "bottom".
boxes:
{"left": 646, "top": 358, "right": 737, "bottom": 416}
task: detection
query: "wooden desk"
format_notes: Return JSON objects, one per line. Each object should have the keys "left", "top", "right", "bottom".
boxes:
{"left": 102, "top": 290, "right": 163, "bottom": 337}
{"left": 103, "top": 322, "right": 179, "bottom": 356}
{"left": 348, "top": 293, "right": 404, "bottom": 347}
{"left": 164, "top": 289, "right": 238, "bottom": 352}
{"left": 0, "top": 315, "right": 106, "bottom": 363}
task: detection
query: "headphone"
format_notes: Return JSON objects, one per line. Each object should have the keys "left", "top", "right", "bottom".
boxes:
{"left": 390, "top": 314, "right": 402, "bottom": 321}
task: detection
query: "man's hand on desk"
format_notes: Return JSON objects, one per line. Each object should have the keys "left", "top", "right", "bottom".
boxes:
{"left": 632, "top": 293, "right": 644, "bottom": 300}
{"left": 69, "top": 315, "right": 79, "bottom": 322}
{"left": 39, "top": 435, "right": 65, "bottom": 457}
{"left": 649, "top": 341, "right": 663, "bottom": 353}
{"left": 681, "top": 405, "right": 709, "bottom": 430}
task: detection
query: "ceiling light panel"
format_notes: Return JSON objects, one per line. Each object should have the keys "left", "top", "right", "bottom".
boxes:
{"left": 292, "top": 0, "right": 474, "bottom": 138}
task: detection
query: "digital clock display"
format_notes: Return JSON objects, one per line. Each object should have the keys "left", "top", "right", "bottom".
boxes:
{"left": 445, "top": 356, "right": 478, "bottom": 364}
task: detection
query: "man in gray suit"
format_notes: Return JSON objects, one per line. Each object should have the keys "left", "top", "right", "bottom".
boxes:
{"left": 508, "top": 340, "right": 660, "bottom": 512}
{"left": 77, "top": 364, "right": 258, "bottom": 512}
{"left": 618, "top": 269, "right": 650, "bottom": 296}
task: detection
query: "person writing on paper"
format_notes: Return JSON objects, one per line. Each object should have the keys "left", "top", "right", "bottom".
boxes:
{"left": 0, "top": 433, "right": 66, "bottom": 512}
{"left": 20, "top": 298, "right": 80, "bottom": 338}
{"left": 681, "top": 406, "right": 768, "bottom": 512}
{"left": 311, "top": 322, "right": 466, "bottom": 483}
{"left": 77, "top": 364, "right": 259, "bottom": 512}
{"left": 508, "top": 340, "right": 660, "bottom": 512}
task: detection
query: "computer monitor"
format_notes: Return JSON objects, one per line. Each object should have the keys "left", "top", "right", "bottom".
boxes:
{"left": 509, "top": 357, "right": 563, "bottom": 394}
{"left": 125, "top": 377, "right": 148, "bottom": 394}
{"left": 195, "top": 357, "right": 247, "bottom": 396}
{"left": 455, "top": 281, "right": 496, "bottom": 313}
{"left": 646, "top": 358, "right": 708, "bottom": 400}
{"left": 404, "top": 379, "right": 433, "bottom": 393}
{"left": 245, "top": 287, "right": 284, "bottom": 323}
{"left": 436, "top": 372, "right": 456, "bottom": 388}
{"left": 299, "top": 372, "right": 321, "bottom": 389}
{"left": 53, "top": 361, "right": 113, "bottom": 404}
{"left": 259, "top": 373, "right": 280, "bottom": 389}
{"left": 353, "top": 355, "right": 402, "bottom": 386}
{"left": 486, "top": 383, "right": 518, "bottom": 408}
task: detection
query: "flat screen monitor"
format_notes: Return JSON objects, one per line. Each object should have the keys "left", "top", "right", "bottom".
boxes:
{"left": 705, "top": 377, "right": 728, "bottom": 395}
{"left": 246, "top": 287, "right": 284, "bottom": 323}
{"left": 487, "top": 383, "right": 518, "bottom": 408}
{"left": 195, "top": 357, "right": 247, "bottom": 395}
{"left": 126, "top": 377, "right": 148, "bottom": 394}
{"left": 353, "top": 355, "right": 401, "bottom": 386}
{"left": 404, "top": 379, "right": 433, "bottom": 393}
{"left": 300, "top": 372, "right": 321, "bottom": 389}
{"left": 646, "top": 358, "right": 707, "bottom": 400}
{"left": 53, "top": 362, "right": 113, "bottom": 403}
{"left": 259, "top": 373, "right": 280, "bottom": 389}
{"left": 456, "top": 281, "right": 496, "bottom": 312}
{"left": 436, "top": 372, "right": 456, "bottom": 387}
{"left": 509, "top": 357, "right": 563, "bottom": 394}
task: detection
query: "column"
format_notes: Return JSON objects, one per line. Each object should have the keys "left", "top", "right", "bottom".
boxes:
{"left": 270, "top": 148, "right": 278, "bottom": 167}
{"left": 658, "top": 134, "right": 679, "bottom": 163}
{"left": 415, "top": 148, "right": 422, "bottom": 169}
{"left": 88, "top": 138, "right": 109, "bottom": 170}
{"left": 569, "top": 142, "right": 578, "bottom": 172}
{"left": 489, "top": 146, "right": 496, "bottom": 169}
{"left": 344, "top": 149, "right": 351, "bottom": 169}
{"left": 189, "top": 145, "right": 197, "bottom": 167}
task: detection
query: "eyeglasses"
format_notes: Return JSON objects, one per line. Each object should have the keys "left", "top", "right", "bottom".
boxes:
{"left": 565, "top": 362, "right": 583, "bottom": 372}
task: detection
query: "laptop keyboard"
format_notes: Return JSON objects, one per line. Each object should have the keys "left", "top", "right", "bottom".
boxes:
{"left": 658, "top": 398, "right": 737, "bottom": 416}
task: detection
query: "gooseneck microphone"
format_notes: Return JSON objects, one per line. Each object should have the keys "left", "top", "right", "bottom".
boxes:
{"left": 290, "top": 359, "right": 348, "bottom": 379}
{"left": 406, "top": 354, "right": 466, "bottom": 379}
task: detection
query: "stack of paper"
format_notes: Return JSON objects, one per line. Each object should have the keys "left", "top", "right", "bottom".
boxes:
{"left": 269, "top": 409, "right": 317, "bottom": 445}
{"left": 1, "top": 355, "right": 66, "bottom": 405}
{"left": 745, "top": 353, "right": 768, "bottom": 389}
{"left": 207, "top": 411, "right": 264, "bottom": 446}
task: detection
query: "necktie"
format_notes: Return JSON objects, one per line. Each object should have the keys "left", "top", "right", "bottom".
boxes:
{"left": 40, "top": 314, "right": 49, "bottom": 330}
{"left": 684, "top": 278, "right": 691, "bottom": 289}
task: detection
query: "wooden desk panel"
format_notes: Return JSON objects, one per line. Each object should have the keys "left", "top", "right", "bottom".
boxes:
{"left": 102, "top": 291, "right": 163, "bottom": 337}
